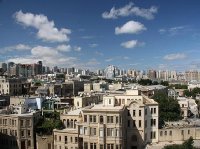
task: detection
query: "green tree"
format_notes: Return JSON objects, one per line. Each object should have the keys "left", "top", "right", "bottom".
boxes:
{"left": 153, "top": 92, "right": 182, "bottom": 128}
{"left": 164, "top": 137, "right": 196, "bottom": 149}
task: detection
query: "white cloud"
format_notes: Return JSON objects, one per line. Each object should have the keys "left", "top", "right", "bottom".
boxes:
{"left": 102, "top": 2, "right": 158, "bottom": 20}
{"left": 159, "top": 26, "right": 187, "bottom": 36}
{"left": 163, "top": 53, "right": 186, "bottom": 60}
{"left": 121, "top": 40, "right": 145, "bottom": 48}
{"left": 56, "top": 44, "right": 71, "bottom": 52}
{"left": 74, "top": 46, "right": 81, "bottom": 52}
{"left": 3, "top": 44, "right": 31, "bottom": 51}
{"left": 7, "top": 45, "right": 77, "bottom": 67}
{"left": 89, "top": 43, "right": 98, "bottom": 48}
{"left": 105, "top": 58, "right": 113, "bottom": 62}
{"left": 14, "top": 10, "right": 71, "bottom": 42}
{"left": 115, "top": 20, "right": 146, "bottom": 35}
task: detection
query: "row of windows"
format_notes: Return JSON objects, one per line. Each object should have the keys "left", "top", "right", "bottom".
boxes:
{"left": 20, "top": 119, "right": 31, "bottom": 127}
{"left": 0, "top": 128, "right": 17, "bottom": 136}
{"left": 54, "top": 135, "right": 78, "bottom": 144}
{"left": 84, "top": 142, "right": 122, "bottom": 149}
{"left": 84, "top": 115, "right": 122, "bottom": 124}
{"left": 127, "top": 120, "right": 141, "bottom": 128}
{"left": 79, "top": 127, "right": 122, "bottom": 137}
{"left": 160, "top": 129, "right": 190, "bottom": 136}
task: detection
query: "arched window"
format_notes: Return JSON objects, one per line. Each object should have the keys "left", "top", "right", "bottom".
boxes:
{"left": 74, "top": 120, "right": 77, "bottom": 128}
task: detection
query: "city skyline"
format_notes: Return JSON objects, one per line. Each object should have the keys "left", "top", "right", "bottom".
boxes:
{"left": 1, "top": 0, "right": 200, "bottom": 71}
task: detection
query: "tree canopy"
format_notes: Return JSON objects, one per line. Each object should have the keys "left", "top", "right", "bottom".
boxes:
{"left": 164, "top": 137, "right": 196, "bottom": 149}
{"left": 153, "top": 92, "right": 182, "bottom": 128}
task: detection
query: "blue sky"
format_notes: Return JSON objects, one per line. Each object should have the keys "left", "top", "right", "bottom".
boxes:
{"left": 1, "top": 0, "right": 200, "bottom": 71}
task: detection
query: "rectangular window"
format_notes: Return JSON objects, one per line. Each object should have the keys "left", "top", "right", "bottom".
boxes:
{"left": 154, "top": 108, "right": 156, "bottom": 114}
{"left": 116, "top": 116, "right": 119, "bottom": 123}
{"left": 170, "top": 131, "right": 172, "bottom": 136}
{"left": 99, "top": 128, "right": 104, "bottom": 137}
{"left": 139, "top": 120, "right": 141, "bottom": 127}
{"left": 128, "top": 110, "right": 130, "bottom": 116}
{"left": 133, "top": 110, "right": 136, "bottom": 117}
{"left": 165, "top": 131, "right": 167, "bottom": 136}
{"left": 100, "top": 145, "right": 103, "bottom": 149}
{"left": 139, "top": 110, "right": 141, "bottom": 116}
{"left": 84, "top": 142, "right": 88, "bottom": 149}
{"left": 65, "top": 136, "right": 67, "bottom": 144}
{"left": 145, "top": 109, "right": 147, "bottom": 115}
{"left": 107, "top": 128, "right": 114, "bottom": 137}
{"left": 160, "top": 131, "right": 163, "bottom": 136}
{"left": 93, "top": 116, "right": 96, "bottom": 123}
{"left": 181, "top": 130, "right": 184, "bottom": 135}
{"left": 151, "top": 108, "right": 153, "bottom": 114}
{"left": 107, "top": 116, "right": 113, "bottom": 123}
{"left": 84, "top": 127, "right": 87, "bottom": 135}
{"left": 133, "top": 120, "right": 136, "bottom": 127}
{"left": 89, "top": 115, "right": 92, "bottom": 122}
{"left": 75, "top": 137, "right": 78, "bottom": 143}
{"left": 188, "top": 130, "right": 190, "bottom": 134}
{"left": 84, "top": 115, "right": 87, "bottom": 122}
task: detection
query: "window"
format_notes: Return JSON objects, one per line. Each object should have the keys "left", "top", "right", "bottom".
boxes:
{"left": 116, "top": 116, "right": 119, "bottom": 123}
{"left": 107, "top": 144, "right": 114, "bottom": 149}
{"left": 127, "top": 110, "right": 130, "bottom": 116}
{"left": 169, "top": 131, "right": 172, "bottom": 136}
{"left": 93, "top": 116, "right": 96, "bottom": 123}
{"left": 99, "top": 128, "right": 104, "bottom": 137}
{"left": 160, "top": 131, "right": 163, "bottom": 136}
{"left": 100, "top": 144, "right": 103, "bottom": 149}
{"left": 151, "top": 108, "right": 153, "bottom": 114}
{"left": 59, "top": 136, "right": 61, "bottom": 141}
{"left": 100, "top": 116, "right": 104, "bottom": 124}
{"left": 21, "top": 130, "right": 24, "bottom": 137}
{"left": 27, "top": 130, "right": 31, "bottom": 137}
{"left": 188, "top": 130, "right": 190, "bottom": 134}
{"left": 71, "top": 137, "right": 72, "bottom": 142}
{"left": 26, "top": 120, "right": 30, "bottom": 126}
{"left": 133, "top": 120, "right": 136, "bottom": 127}
{"left": 181, "top": 130, "right": 184, "bottom": 135}
{"left": 109, "top": 99, "right": 111, "bottom": 104}
{"left": 27, "top": 140, "right": 31, "bottom": 147}
{"left": 84, "top": 115, "right": 87, "bottom": 122}
{"left": 151, "top": 131, "right": 156, "bottom": 139}
{"left": 107, "top": 128, "right": 114, "bottom": 137}
{"left": 89, "top": 115, "right": 92, "bottom": 122}
{"left": 165, "top": 131, "right": 167, "bottom": 136}
{"left": 116, "top": 129, "right": 120, "bottom": 137}
{"left": 139, "top": 120, "right": 141, "bottom": 127}
{"left": 151, "top": 119, "right": 156, "bottom": 126}
{"left": 154, "top": 108, "right": 156, "bottom": 114}
{"left": 128, "top": 120, "right": 130, "bottom": 127}
{"left": 63, "top": 136, "right": 67, "bottom": 144}
{"left": 84, "top": 142, "right": 88, "bottom": 149}
{"left": 107, "top": 116, "right": 113, "bottom": 123}
{"left": 20, "top": 120, "right": 23, "bottom": 127}
{"left": 145, "top": 109, "right": 147, "bottom": 115}
{"left": 90, "top": 128, "right": 96, "bottom": 136}
{"left": 84, "top": 127, "right": 87, "bottom": 135}
{"left": 122, "top": 99, "right": 125, "bottom": 104}
{"left": 133, "top": 110, "right": 136, "bottom": 117}
{"left": 75, "top": 137, "right": 78, "bottom": 143}
{"left": 139, "top": 110, "right": 141, "bottom": 116}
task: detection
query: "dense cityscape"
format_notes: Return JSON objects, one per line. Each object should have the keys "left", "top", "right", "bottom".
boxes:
{"left": 1, "top": 0, "right": 200, "bottom": 149}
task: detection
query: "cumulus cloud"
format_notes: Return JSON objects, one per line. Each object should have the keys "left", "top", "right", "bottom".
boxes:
{"left": 163, "top": 53, "right": 186, "bottom": 60}
{"left": 159, "top": 26, "right": 187, "bottom": 36}
{"left": 115, "top": 20, "right": 146, "bottom": 35}
{"left": 120, "top": 40, "right": 145, "bottom": 49}
{"left": 56, "top": 44, "right": 71, "bottom": 52}
{"left": 0, "top": 44, "right": 31, "bottom": 53}
{"left": 7, "top": 45, "right": 77, "bottom": 67}
{"left": 14, "top": 10, "right": 71, "bottom": 42}
{"left": 74, "top": 46, "right": 82, "bottom": 52}
{"left": 102, "top": 2, "right": 158, "bottom": 20}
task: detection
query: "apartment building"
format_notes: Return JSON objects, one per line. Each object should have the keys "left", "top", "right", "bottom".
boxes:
{"left": 0, "top": 110, "right": 38, "bottom": 149}
{"left": 0, "top": 76, "right": 24, "bottom": 96}
{"left": 54, "top": 89, "right": 159, "bottom": 149}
